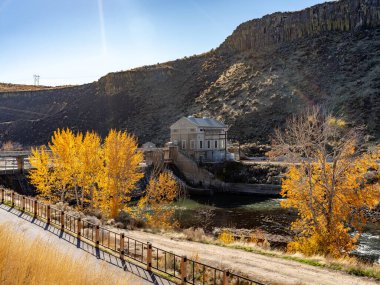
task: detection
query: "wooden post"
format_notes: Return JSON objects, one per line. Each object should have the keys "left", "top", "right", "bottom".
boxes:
{"left": 95, "top": 225, "right": 100, "bottom": 248}
{"left": 1, "top": 188, "right": 4, "bottom": 203}
{"left": 60, "top": 211, "right": 65, "bottom": 230}
{"left": 11, "top": 191, "right": 14, "bottom": 207}
{"left": 46, "top": 205, "right": 51, "bottom": 224}
{"left": 147, "top": 242, "right": 152, "bottom": 271}
{"left": 21, "top": 196, "right": 25, "bottom": 212}
{"left": 223, "top": 271, "right": 230, "bottom": 285}
{"left": 34, "top": 199, "right": 38, "bottom": 218}
{"left": 77, "top": 218, "right": 81, "bottom": 238}
{"left": 119, "top": 233, "right": 125, "bottom": 260}
{"left": 180, "top": 256, "right": 187, "bottom": 285}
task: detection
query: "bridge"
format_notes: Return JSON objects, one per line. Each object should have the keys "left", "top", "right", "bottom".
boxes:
{"left": 0, "top": 147, "right": 174, "bottom": 175}
{"left": 0, "top": 151, "right": 31, "bottom": 174}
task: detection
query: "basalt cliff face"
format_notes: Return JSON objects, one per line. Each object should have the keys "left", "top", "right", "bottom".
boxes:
{"left": 220, "top": 0, "right": 380, "bottom": 52}
{"left": 0, "top": 0, "right": 379, "bottom": 146}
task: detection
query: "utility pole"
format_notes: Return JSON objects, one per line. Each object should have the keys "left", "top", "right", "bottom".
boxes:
{"left": 33, "top": 75, "right": 40, "bottom": 86}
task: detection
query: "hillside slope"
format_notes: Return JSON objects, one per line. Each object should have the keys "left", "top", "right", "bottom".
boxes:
{"left": 0, "top": 0, "right": 379, "bottom": 146}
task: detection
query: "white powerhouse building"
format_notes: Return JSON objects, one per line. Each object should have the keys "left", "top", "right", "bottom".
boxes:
{"left": 170, "top": 116, "right": 229, "bottom": 162}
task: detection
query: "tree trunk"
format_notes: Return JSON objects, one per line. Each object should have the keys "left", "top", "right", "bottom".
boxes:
{"left": 74, "top": 185, "right": 79, "bottom": 207}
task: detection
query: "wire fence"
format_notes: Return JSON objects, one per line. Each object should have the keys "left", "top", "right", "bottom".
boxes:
{"left": 0, "top": 189, "right": 265, "bottom": 285}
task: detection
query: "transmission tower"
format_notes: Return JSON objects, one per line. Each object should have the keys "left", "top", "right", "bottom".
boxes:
{"left": 33, "top": 74, "right": 40, "bottom": 85}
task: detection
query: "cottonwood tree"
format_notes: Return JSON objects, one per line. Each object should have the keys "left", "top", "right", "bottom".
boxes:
{"left": 77, "top": 131, "right": 103, "bottom": 209}
{"left": 49, "top": 129, "right": 83, "bottom": 203}
{"left": 137, "top": 171, "right": 180, "bottom": 229}
{"left": 96, "top": 130, "right": 144, "bottom": 218}
{"left": 29, "top": 146, "right": 55, "bottom": 201}
{"left": 272, "top": 107, "right": 380, "bottom": 257}
{"left": 29, "top": 129, "right": 145, "bottom": 217}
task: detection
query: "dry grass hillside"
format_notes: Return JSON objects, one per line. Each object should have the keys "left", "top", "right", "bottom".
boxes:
{"left": 0, "top": 0, "right": 379, "bottom": 146}
{"left": 0, "top": 83, "right": 64, "bottom": 92}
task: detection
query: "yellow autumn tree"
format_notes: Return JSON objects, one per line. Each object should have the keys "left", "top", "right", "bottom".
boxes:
{"left": 137, "top": 171, "right": 180, "bottom": 229}
{"left": 49, "top": 128, "right": 83, "bottom": 203}
{"left": 29, "top": 146, "right": 55, "bottom": 201}
{"left": 273, "top": 107, "right": 380, "bottom": 257}
{"left": 96, "top": 130, "right": 144, "bottom": 218}
{"left": 77, "top": 131, "right": 103, "bottom": 209}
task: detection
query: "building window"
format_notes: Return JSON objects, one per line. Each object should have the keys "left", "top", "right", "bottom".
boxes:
{"left": 220, "top": 140, "right": 224, "bottom": 148}
{"left": 190, "top": 140, "right": 195, "bottom": 149}
{"left": 182, "top": 140, "right": 186, "bottom": 149}
{"left": 199, "top": 141, "right": 203, "bottom": 149}
{"left": 207, "top": 140, "right": 210, "bottom": 149}
{"left": 173, "top": 140, "right": 178, "bottom": 145}
{"left": 215, "top": 140, "right": 218, "bottom": 149}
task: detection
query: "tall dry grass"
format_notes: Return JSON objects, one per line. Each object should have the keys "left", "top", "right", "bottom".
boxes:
{"left": 0, "top": 223, "right": 126, "bottom": 285}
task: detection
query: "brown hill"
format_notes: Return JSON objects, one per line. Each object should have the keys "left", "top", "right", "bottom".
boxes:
{"left": 0, "top": 0, "right": 379, "bottom": 146}
{"left": 0, "top": 83, "right": 60, "bottom": 92}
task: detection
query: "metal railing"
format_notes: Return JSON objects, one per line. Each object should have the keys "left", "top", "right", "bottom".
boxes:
{"left": 0, "top": 189, "right": 265, "bottom": 285}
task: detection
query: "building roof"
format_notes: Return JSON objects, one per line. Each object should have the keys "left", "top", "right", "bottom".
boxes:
{"left": 185, "top": 116, "right": 227, "bottom": 128}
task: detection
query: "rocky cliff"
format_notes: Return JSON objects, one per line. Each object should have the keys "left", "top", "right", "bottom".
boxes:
{"left": 0, "top": 0, "right": 379, "bottom": 146}
{"left": 221, "top": 0, "right": 380, "bottom": 52}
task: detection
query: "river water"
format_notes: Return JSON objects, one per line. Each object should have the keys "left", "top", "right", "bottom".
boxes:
{"left": 173, "top": 194, "right": 380, "bottom": 264}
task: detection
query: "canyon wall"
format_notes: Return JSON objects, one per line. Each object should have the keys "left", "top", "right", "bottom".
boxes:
{"left": 221, "top": 0, "right": 380, "bottom": 52}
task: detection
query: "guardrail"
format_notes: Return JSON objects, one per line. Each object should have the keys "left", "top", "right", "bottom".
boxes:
{"left": 0, "top": 189, "right": 265, "bottom": 285}
{"left": 0, "top": 157, "right": 31, "bottom": 174}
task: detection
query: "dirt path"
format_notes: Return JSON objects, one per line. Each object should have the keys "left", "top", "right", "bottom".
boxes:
{"left": 0, "top": 205, "right": 173, "bottom": 285}
{"left": 123, "top": 229, "right": 379, "bottom": 285}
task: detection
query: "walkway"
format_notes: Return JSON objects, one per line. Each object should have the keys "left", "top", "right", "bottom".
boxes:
{"left": 0, "top": 204, "right": 174, "bottom": 285}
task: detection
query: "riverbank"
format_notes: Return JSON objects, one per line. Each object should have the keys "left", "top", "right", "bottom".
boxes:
{"left": 172, "top": 195, "right": 380, "bottom": 264}
{"left": 119, "top": 227, "right": 380, "bottom": 284}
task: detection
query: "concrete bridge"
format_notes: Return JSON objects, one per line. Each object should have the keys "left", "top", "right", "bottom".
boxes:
{"left": 0, "top": 148, "right": 173, "bottom": 175}
{"left": 0, "top": 151, "right": 31, "bottom": 174}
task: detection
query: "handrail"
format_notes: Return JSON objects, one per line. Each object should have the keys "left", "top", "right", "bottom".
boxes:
{"left": 0, "top": 189, "right": 265, "bottom": 285}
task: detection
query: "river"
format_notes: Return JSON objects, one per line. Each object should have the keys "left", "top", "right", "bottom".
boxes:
{"left": 173, "top": 194, "right": 380, "bottom": 264}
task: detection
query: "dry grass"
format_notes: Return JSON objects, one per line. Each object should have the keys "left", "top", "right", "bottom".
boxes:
{"left": 0, "top": 83, "right": 71, "bottom": 92}
{"left": 183, "top": 227, "right": 206, "bottom": 241}
{"left": 0, "top": 223, "right": 126, "bottom": 285}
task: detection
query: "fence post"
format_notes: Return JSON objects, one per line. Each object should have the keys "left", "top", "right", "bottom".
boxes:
{"left": 60, "top": 211, "right": 65, "bottom": 230}
{"left": 95, "top": 225, "right": 100, "bottom": 248}
{"left": 180, "top": 255, "right": 187, "bottom": 285}
{"left": 119, "top": 233, "right": 125, "bottom": 260}
{"left": 47, "top": 205, "right": 51, "bottom": 224}
{"left": 11, "top": 191, "right": 14, "bottom": 207}
{"left": 147, "top": 242, "right": 152, "bottom": 271}
{"left": 21, "top": 196, "right": 25, "bottom": 212}
{"left": 223, "top": 271, "right": 230, "bottom": 285}
{"left": 34, "top": 200, "right": 38, "bottom": 218}
{"left": 77, "top": 218, "right": 81, "bottom": 238}
{"left": 1, "top": 188, "right": 4, "bottom": 203}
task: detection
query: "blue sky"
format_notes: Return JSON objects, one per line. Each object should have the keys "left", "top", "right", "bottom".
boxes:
{"left": 0, "top": 0, "right": 329, "bottom": 86}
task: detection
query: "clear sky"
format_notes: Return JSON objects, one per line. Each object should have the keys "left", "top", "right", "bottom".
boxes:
{"left": 0, "top": 0, "right": 329, "bottom": 86}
